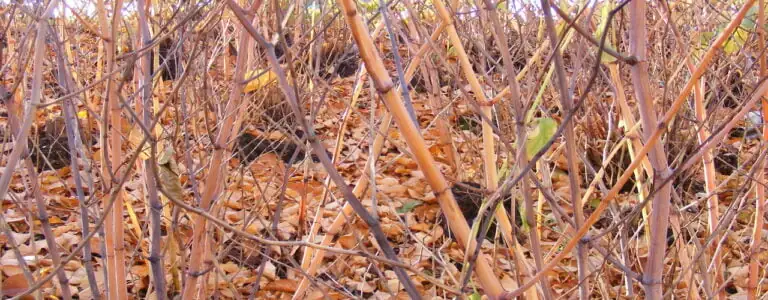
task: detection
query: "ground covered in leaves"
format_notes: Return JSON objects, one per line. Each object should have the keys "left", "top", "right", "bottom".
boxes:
{"left": 2, "top": 70, "right": 765, "bottom": 298}
{"left": 1, "top": 2, "right": 768, "bottom": 299}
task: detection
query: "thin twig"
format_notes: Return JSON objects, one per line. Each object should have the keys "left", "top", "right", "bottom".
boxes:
{"left": 225, "top": 1, "right": 423, "bottom": 298}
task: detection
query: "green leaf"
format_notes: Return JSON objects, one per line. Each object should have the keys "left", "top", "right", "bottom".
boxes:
{"left": 589, "top": 198, "right": 601, "bottom": 209}
{"left": 707, "top": 5, "right": 768, "bottom": 56}
{"left": 469, "top": 291, "right": 482, "bottom": 300}
{"left": 518, "top": 200, "right": 529, "bottom": 233}
{"left": 360, "top": 0, "right": 379, "bottom": 13}
{"left": 497, "top": 158, "right": 510, "bottom": 181}
{"left": 243, "top": 69, "right": 277, "bottom": 93}
{"left": 307, "top": 2, "right": 321, "bottom": 19}
{"left": 526, "top": 118, "right": 558, "bottom": 160}
{"left": 595, "top": 2, "right": 617, "bottom": 64}
{"left": 397, "top": 200, "right": 423, "bottom": 213}
{"left": 723, "top": 27, "right": 749, "bottom": 55}
{"left": 447, "top": 44, "right": 458, "bottom": 58}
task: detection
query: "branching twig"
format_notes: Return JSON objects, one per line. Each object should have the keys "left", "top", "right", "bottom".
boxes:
{"left": 224, "top": 1, "right": 423, "bottom": 298}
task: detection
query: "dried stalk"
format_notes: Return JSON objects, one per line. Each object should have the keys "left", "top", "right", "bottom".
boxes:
{"left": 482, "top": 1, "right": 548, "bottom": 298}
{"left": 607, "top": 63, "right": 652, "bottom": 239}
{"left": 502, "top": 66, "right": 768, "bottom": 299}
{"left": 296, "top": 21, "right": 385, "bottom": 293}
{"left": 12, "top": 129, "right": 152, "bottom": 299}
{"left": 48, "top": 18, "right": 101, "bottom": 298}
{"left": 21, "top": 6, "right": 72, "bottom": 299}
{"left": 96, "top": 0, "right": 129, "bottom": 298}
{"left": 643, "top": 2, "right": 754, "bottom": 294}
{"left": 292, "top": 113, "right": 393, "bottom": 298}
{"left": 295, "top": 67, "right": 371, "bottom": 294}
{"left": 689, "top": 55, "right": 721, "bottom": 300}
{"left": 225, "top": 1, "right": 424, "bottom": 298}
{"left": 137, "top": 0, "right": 166, "bottom": 298}
{"left": 626, "top": 1, "right": 675, "bottom": 297}
{"left": 0, "top": 0, "right": 57, "bottom": 231}
{"left": 293, "top": 20, "right": 449, "bottom": 299}
{"left": 401, "top": 0, "right": 458, "bottom": 173}
{"left": 180, "top": 4, "right": 256, "bottom": 298}
{"left": 550, "top": 4, "right": 636, "bottom": 65}
{"left": 490, "top": 10, "right": 578, "bottom": 110}
{"left": 541, "top": 1, "right": 588, "bottom": 298}
{"left": 750, "top": 0, "right": 767, "bottom": 298}
{"left": 335, "top": 0, "right": 508, "bottom": 296}
{"left": 378, "top": 0, "right": 417, "bottom": 124}
{"left": 0, "top": 3, "right": 61, "bottom": 298}
{"left": 7, "top": 91, "right": 74, "bottom": 300}
{"left": 429, "top": 2, "right": 526, "bottom": 289}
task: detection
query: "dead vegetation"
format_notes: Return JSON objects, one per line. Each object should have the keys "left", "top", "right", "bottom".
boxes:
{"left": 0, "top": 0, "right": 766, "bottom": 299}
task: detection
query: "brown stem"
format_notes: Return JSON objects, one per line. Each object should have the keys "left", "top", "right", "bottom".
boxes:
{"left": 47, "top": 20, "right": 102, "bottom": 298}
{"left": 482, "top": 0, "right": 552, "bottom": 298}
{"left": 12, "top": 130, "right": 152, "bottom": 299}
{"left": 0, "top": 0, "right": 56, "bottom": 232}
{"left": 226, "top": 0, "right": 424, "bottom": 298}
{"left": 96, "top": 0, "right": 129, "bottom": 298}
{"left": 750, "top": 1, "right": 768, "bottom": 299}
{"left": 502, "top": 68, "right": 768, "bottom": 300}
{"left": 293, "top": 19, "right": 450, "bottom": 299}
{"left": 335, "top": 0, "right": 510, "bottom": 296}
{"left": 136, "top": 0, "right": 167, "bottom": 298}
{"left": 180, "top": 3, "right": 257, "bottom": 298}
{"left": 8, "top": 15, "right": 73, "bottom": 299}
{"left": 689, "top": 48, "right": 721, "bottom": 300}
{"left": 541, "top": 0, "right": 587, "bottom": 298}
{"left": 550, "top": 4, "right": 636, "bottom": 65}
{"left": 430, "top": 0, "right": 523, "bottom": 283}
{"left": 626, "top": 1, "right": 674, "bottom": 298}
{"left": 0, "top": 4, "right": 62, "bottom": 299}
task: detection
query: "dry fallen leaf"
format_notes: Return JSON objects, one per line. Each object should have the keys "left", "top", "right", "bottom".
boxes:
{"left": 337, "top": 234, "right": 357, "bottom": 249}
{"left": 263, "top": 279, "right": 298, "bottom": 293}
{"left": 1, "top": 274, "right": 30, "bottom": 298}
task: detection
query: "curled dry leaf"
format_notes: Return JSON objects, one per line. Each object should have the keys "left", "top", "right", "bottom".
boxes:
{"left": 158, "top": 146, "right": 184, "bottom": 203}
{"left": 1, "top": 274, "right": 30, "bottom": 298}
{"left": 263, "top": 278, "right": 298, "bottom": 293}
{"left": 337, "top": 234, "right": 357, "bottom": 249}
{"left": 0, "top": 265, "right": 24, "bottom": 277}
{"left": 220, "top": 261, "right": 240, "bottom": 273}
{"left": 381, "top": 222, "right": 405, "bottom": 240}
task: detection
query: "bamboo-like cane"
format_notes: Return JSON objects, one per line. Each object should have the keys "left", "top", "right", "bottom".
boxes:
{"left": 648, "top": 5, "right": 715, "bottom": 296}
{"left": 539, "top": 1, "right": 588, "bottom": 297}
{"left": 296, "top": 21, "right": 385, "bottom": 282}
{"left": 627, "top": 1, "right": 680, "bottom": 298}
{"left": 295, "top": 67, "right": 372, "bottom": 283}
{"left": 504, "top": 66, "right": 768, "bottom": 300}
{"left": 25, "top": 6, "right": 73, "bottom": 299}
{"left": 96, "top": 0, "right": 129, "bottom": 298}
{"left": 293, "top": 20, "right": 449, "bottom": 299}
{"left": 609, "top": 62, "right": 705, "bottom": 298}
{"left": 749, "top": 1, "right": 767, "bottom": 298}
{"left": 0, "top": 36, "right": 44, "bottom": 300}
{"left": 226, "top": 1, "right": 424, "bottom": 298}
{"left": 481, "top": 0, "right": 549, "bottom": 298}
{"left": 430, "top": 0, "right": 524, "bottom": 261}
{"left": 401, "top": 1, "right": 459, "bottom": 172}
{"left": 7, "top": 78, "right": 74, "bottom": 300}
{"left": 136, "top": 0, "right": 167, "bottom": 298}
{"left": 689, "top": 59, "right": 721, "bottom": 300}
{"left": 499, "top": 1, "right": 759, "bottom": 297}
{"left": 50, "top": 18, "right": 101, "bottom": 298}
{"left": 180, "top": 5, "right": 256, "bottom": 298}
{"left": 337, "top": 0, "right": 506, "bottom": 296}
